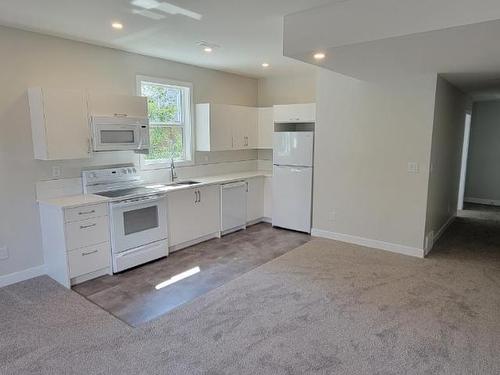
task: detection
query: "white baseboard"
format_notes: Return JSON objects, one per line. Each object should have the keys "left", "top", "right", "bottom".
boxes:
{"left": 464, "top": 197, "right": 500, "bottom": 207}
{"left": 247, "top": 217, "right": 272, "bottom": 226}
{"left": 0, "top": 265, "right": 46, "bottom": 288}
{"left": 424, "top": 215, "right": 456, "bottom": 256}
{"left": 311, "top": 228, "right": 424, "bottom": 258}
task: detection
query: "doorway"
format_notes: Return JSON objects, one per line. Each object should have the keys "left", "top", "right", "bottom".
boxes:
{"left": 457, "top": 112, "right": 471, "bottom": 210}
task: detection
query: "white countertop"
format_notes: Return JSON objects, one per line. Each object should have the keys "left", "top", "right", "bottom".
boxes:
{"left": 38, "top": 194, "right": 110, "bottom": 209}
{"left": 38, "top": 170, "right": 272, "bottom": 209}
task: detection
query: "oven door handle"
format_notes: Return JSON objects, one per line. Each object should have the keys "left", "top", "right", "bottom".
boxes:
{"left": 111, "top": 194, "right": 166, "bottom": 208}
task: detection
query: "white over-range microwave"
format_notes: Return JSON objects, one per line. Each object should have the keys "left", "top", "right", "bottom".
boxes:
{"left": 91, "top": 116, "right": 150, "bottom": 152}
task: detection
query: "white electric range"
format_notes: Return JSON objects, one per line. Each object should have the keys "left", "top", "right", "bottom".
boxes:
{"left": 82, "top": 167, "right": 168, "bottom": 273}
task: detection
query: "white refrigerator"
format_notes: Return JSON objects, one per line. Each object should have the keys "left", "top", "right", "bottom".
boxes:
{"left": 273, "top": 131, "right": 314, "bottom": 233}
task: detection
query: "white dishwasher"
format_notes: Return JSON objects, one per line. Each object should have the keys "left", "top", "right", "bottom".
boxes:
{"left": 220, "top": 181, "right": 247, "bottom": 235}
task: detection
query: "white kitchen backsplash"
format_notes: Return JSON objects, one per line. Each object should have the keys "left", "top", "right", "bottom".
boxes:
{"left": 257, "top": 160, "right": 272, "bottom": 171}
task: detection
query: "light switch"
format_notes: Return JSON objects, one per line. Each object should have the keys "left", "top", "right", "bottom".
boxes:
{"left": 407, "top": 162, "right": 419, "bottom": 174}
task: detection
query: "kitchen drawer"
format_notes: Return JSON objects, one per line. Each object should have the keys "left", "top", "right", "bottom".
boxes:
{"left": 68, "top": 243, "right": 110, "bottom": 278}
{"left": 65, "top": 203, "right": 108, "bottom": 223}
{"left": 66, "top": 216, "right": 109, "bottom": 251}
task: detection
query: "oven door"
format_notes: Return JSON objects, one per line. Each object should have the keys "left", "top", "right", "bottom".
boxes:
{"left": 110, "top": 194, "right": 168, "bottom": 253}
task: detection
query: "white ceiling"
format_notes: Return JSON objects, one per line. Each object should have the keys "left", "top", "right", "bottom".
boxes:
{"left": 284, "top": 0, "right": 500, "bottom": 93}
{"left": 0, "top": 0, "right": 332, "bottom": 78}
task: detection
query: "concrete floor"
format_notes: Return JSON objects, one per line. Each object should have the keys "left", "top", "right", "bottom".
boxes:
{"left": 73, "top": 223, "right": 310, "bottom": 326}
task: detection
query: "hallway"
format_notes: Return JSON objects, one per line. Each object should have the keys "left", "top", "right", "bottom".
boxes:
{"left": 458, "top": 203, "right": 500, "bottom": 221}
{"left": 431, "top": 212, "right": 500, "bottom": 265}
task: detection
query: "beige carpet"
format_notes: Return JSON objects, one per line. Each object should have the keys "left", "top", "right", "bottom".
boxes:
{"left": 1, "top": 217, "right": 499, "bottom": 374}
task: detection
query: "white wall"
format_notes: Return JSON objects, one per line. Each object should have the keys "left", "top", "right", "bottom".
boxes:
{"left": 424, "top": 77, "right": 467, "bottom": 251}
{"left": 0, "top": 26, "right": 258, "bottom": 279}
{"left": 312, "top": 69, "right": 437, "bottom": 253}
{"left": 257, "top": 73, "right": 316, "bottom": 107}
{"left": 465, "top": 100, "right": 500, "bottom": 203}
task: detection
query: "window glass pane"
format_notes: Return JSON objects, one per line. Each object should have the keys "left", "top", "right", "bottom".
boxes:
{"left": 123, "top": 206, "right": 159, "bottom": 235}
{"left": 141, "top": 82, "right": 182, "bottom": 124}
{"left": 145, "top": 126, "right": 184, "bottom": 161}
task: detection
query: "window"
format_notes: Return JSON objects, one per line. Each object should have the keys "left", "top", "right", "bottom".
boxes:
{"left": 137, "top": 76, "right": 193, "bottom": 167}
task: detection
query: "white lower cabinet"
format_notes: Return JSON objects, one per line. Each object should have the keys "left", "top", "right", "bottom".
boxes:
{"left": 68, "top": 243, "right": 110, "bottom": 279}
{"left": 246, "top": 177, "right": 264, "bottom": 223}
{"left": 39, "top": 202, "right": 111, "bottom": 288}
{"left": 167, "top": 185, "right": 220, "bottom": 250}
{"left": 65, "top": 216, "right": 110, "bottom": 251}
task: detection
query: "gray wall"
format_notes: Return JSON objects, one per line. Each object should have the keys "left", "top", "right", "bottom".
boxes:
{"left": 257, "top": 73, "right": 316, "bottom": 107}
{"left": 465, "top": 100, "right": 500, "bottom": 204}
{"left": 313, "top": 69, "right": 437, "bottom": 251}
{"left": 0, "top": 26, "right": 258, "bottom": 278}
{"left": 424, "top": 77, "right": 467, "bottom": 252}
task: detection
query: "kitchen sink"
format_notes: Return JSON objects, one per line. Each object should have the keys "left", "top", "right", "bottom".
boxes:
{"left": 168, "top": 180, "right": 201, "bottom": 187}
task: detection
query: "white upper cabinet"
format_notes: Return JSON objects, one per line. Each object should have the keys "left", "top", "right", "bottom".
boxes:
{"left": 28, "top": 88, "right": 91, "bottom": 160}
{"left": 233, "top": 105, "right": 258, "bottom": 149}
{"left": 87, "top": 92, "right": 148, "bottom": 118}
{"left": 273, "top": 103, "right": 316, "bottom": 123}
{"left": 196, "top": 103, "right": 258, "bottom": 151}
{"left": 257, "top": 107, "right": 273, "bottom": 149}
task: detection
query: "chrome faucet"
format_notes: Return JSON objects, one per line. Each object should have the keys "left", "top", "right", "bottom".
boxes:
{"left": 170, "top": 158, "right": 177, "bottom": 182}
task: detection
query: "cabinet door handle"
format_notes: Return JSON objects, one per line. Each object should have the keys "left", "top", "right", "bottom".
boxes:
{"left": 246, "top": 181, "right": 249, "bottom": 192}
{"left": 82, "top": 249, "right": 98, "bottom": 256}
{"left": 198, "top": 190, "right": 202, "bottom": 202}
{"left": 78, "top": 209, "right": 95, "bottom": 216}
{"left": 114, "top": 113, "right": 128, "bottom": 117}
{"left": 194, "top": 190, "right": 200, "bottom": 203}
{"left": 80, "top": 223, "right": 96, "bottom": 230}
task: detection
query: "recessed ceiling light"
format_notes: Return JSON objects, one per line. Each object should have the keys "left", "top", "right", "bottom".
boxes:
{"left": 262, "top": 63, "right": 270, "bottom": 68}
{"left": 197, "top": 41, "right": 220, "bottom": 53}
{"left": 314, "top": 52, "right": 325, "bottom": 60}
{"left": 111, "top": 22, "right": 123, "bottom": 30}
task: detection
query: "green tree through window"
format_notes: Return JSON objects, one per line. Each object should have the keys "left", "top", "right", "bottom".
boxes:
{"left": 140, "top": 80, "right": 190, "bottom": 162}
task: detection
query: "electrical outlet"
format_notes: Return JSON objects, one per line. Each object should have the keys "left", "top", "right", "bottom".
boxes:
{"left": 0, "top": 245, "right": 8, "bottom": 260}
{"left": 407, "top": 162, "right": 419, "bottom": 174}
{"left": 52, "top": 166, "right": 62, "bottom": 178}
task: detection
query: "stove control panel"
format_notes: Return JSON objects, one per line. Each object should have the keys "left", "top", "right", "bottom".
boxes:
{"left": 82, "top": 166, "right": 140, "bottom": 193}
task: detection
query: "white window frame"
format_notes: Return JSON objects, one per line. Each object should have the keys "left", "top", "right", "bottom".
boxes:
{"left": 136, "top": 75, "right": 195, "bottom": 170}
